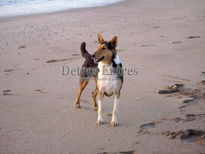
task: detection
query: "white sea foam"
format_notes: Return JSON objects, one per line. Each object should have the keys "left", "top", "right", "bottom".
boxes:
{"left": 0, "top": 0, "right": 124, "bottom": 17}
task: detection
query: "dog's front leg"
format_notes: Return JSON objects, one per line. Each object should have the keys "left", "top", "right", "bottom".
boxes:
{"left": 97, "top": 92, "right": 104, "bottom": 125}
{"left": 111, "top": 92, "right": 120, "bottom": 127}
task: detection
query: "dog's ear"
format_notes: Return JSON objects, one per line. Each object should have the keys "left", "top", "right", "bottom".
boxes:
{"left": 109, "top": 36, "right": 117, "bottom": 49}
{"left": 97, "top": 33, "right": 104, "bottom": 43}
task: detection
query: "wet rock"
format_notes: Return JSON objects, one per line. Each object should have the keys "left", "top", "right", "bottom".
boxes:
{"left": 158, "top": 84, "right": 184, "bottom": 94}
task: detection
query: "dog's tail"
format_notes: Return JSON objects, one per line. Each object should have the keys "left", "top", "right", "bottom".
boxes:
{"left": 80, "top": 42, "right": 91, "bottom": 60}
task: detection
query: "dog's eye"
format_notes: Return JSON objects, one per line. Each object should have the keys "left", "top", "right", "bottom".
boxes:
{"left": 102, "top": 47, "right": 106, "bottom": 50}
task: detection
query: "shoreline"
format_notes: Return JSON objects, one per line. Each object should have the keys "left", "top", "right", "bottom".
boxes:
{"left": 0, "top": 0, "right": 127, "bottom": 22}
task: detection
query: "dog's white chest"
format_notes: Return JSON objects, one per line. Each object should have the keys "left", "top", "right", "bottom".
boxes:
{"left": 97, "top": 63, "right": 118, "bottom": 95}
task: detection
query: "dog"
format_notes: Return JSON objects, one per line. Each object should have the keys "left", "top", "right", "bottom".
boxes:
{"left": 75, "top": 34, "right": 123, "bottom": 127}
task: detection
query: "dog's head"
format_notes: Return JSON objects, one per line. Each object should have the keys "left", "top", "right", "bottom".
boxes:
{"left": 92, "top": 33, "right": 117, "bottom": 64}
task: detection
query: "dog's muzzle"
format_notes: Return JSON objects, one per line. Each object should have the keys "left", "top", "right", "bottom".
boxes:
{"left": 92, "top": 54, "right": 104, "bottom": 63}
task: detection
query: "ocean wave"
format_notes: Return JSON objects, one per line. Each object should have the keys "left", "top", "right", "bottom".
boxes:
{"left": 0, "top": 0, "right": 124, "bottom": 17}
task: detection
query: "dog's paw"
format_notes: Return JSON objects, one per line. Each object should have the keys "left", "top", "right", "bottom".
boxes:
{"left": 97, "top": 120, "right": 104, "bottom": 125}
{"left": 111, "top": 121, "right": 118, "bottom": 127}
{"left": 97, "top": 117, "right": 104, "bottom": 125}
{"left": 75, "top": 104, "right": 81, "bottom": 109}
{"left": 93, "top": 106, "right": 98, "bottom": 111}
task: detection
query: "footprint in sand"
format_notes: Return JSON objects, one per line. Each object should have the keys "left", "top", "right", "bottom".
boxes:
{"left": 170, "top": 41, "right": 183, "bottom": 44}
{"left": 196, "top": 81, "right": 205, "bottom": 86}
{"left": 171, "top": 113, "right": 205, "bottom": 123}
{"left": 141, "top": 44, "right": 155, "bottom": 47}
{"left": 183, "top": 98, "right": 196, "bottom": 104}
{"left": 153, "top": 26, "right": 160, "bottom": 29}
{"left": 187, "top": 36, "right": 200, "bottom": 39}
{"left": 200, "top": 72, "right": 205, "bottom": 77}
{"left": 80, "top": 99, "right": 88, "bottom": 104}
{"left": 138, "top": 122, "right": 156, "bottom": 133}
{"left": 98, "top": 150, "right": 136, "bottom": 154}
{"left": 18, "top": 45, "right": 26, "bottom": 49}
{"left": 71, "top": 53, "right": 80, "bottom": 56}
{"left": 179, "top": 98, "right": 199, "bottom": 109}
{"left": 2, "top": 89, "right": 13, "bottom": 96}
{"left": 34, "top": 89, "right": 48, "bottom": 94}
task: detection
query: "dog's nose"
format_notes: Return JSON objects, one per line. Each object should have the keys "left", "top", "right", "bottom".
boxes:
{"left": 92, "top": 54, "right": 95, "bottom": 58}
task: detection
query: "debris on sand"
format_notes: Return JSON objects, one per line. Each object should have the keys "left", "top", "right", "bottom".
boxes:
{"left": 163, "top": 129, "right": 205, "bottom": 141}
{"left": 98, "top": 150, "right": 136, "bottom": 154}
{"left": 187, "top": 36, "right": 200, "bottom": 39}
{"left": 158, "top": 84, "right": 184, "bottom": 94}
{"left": 179, "top": 88, "right": 204, "bottom": 98}
{"left": 4, "top": 69, "right": 14, "bottom": 72}
{"left": 46, "top": 57, "right": 80, "bottom": 63}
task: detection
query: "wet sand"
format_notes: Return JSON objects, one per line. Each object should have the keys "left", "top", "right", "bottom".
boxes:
{"left": 0, "top": 0, "right": 205, "bottom": 153}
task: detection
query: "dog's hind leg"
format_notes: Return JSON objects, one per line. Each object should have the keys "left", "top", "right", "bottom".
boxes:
{"left": 75, "top": 80, "right": 89, "bottom": 108}
{"left": 92, "top": 88, "right": 98, "bottom": 110}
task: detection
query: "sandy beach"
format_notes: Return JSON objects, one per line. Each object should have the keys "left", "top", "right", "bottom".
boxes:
{"left": 0, "top": 0, "right": 205, "bottom": 153}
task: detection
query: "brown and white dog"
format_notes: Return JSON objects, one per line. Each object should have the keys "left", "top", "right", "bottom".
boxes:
{"left": 75, "top": 34, "right": 123, "bottom": 127}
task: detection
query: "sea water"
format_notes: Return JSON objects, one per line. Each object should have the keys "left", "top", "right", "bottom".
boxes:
{"left": 0, "top": 0, "right": 124, "bottom": 17}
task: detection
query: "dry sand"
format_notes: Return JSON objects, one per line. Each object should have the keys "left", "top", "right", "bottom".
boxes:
{"left": 0, "top": 0, "right": 205, "bottom": 153}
